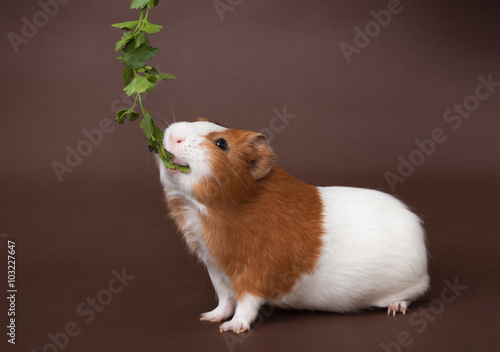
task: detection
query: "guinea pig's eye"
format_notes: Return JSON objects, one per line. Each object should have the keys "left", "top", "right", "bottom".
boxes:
{"left": 215, "top": 138, "right": 228, "bottom": 151}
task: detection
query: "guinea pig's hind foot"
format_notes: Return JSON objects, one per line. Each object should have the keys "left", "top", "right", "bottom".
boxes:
{"left": 387, "top": 300, "right": 409, "bottom": 317}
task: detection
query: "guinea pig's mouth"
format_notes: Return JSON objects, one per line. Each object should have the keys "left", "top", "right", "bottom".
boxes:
{"left": 165, "top": 156, "right": 190, "bottom": 174}
{"left": 158, "top": 145, "right": 190, "bottom": 173}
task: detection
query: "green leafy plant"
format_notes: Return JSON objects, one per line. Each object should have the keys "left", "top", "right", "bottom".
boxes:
{"left": 112, "top": 0, "right": 189, "bottom": 173}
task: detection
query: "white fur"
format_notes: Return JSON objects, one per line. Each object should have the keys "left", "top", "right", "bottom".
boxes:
{"left": 272, "top": 186, "right": 429, "bottom": 312}
{"left": 200, "top": 261, "right": 236, "bottom": 322}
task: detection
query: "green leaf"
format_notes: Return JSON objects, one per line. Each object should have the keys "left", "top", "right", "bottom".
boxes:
{"left": 130, "top": 0, "right": 151, "bottom": 9}
{"left": 122, "top": 43, "right": 159, "bottom": 70}
{"left": 115, "top": 40, "right": 126, "bottom": 53}
{"left": 158, "top": 72, "right": 176, "bottom": 79}
{"left": 152, "top": 123, "right": 165, "bottom": 142}
{"left": 123, "top": 75, "right": 155, "bottom": 96}
{"left": 134, "top": 32, "right": 149, "bottom": 48}
{"left": 143, "top": 71, "right": 176, "bottom": 84}
{"left": 162, "top": 158, "right": 176, "bottom": 169}
{"left": 159, "top": 152, "right": 189, "bottom": 173}
{"left": 116, "top": 108, "right": 140, "bottom": 124}
{"left": 147, "top": 144, "right": 159, "bottom": 154}
{"left": 123, "top": 65, "right": 134, "bottom": 86}
{"left": 116, "top": 109, "right": 129, "bottom": 124}
{"left": 144, "top": 66, "right": 159, "bottom": 74}
{"left": 144, "top": 72, "right": 159, "bottom": 84}
{"left": 139, "top": 108, "right": 156, "bottom": 141}
{"left": 147, "top": 0, "right": 160, "bottom": 9}
{"left": 142, "top": 21, "right": 163, "bottom": 34}
{"left": 161, "top": 147, "right": 174, "bottom": 160}
{"left": 115, "top": 31, "right": 134, "bottom": 52}
{"left": 111, "top": 20, "right": 140, "bottom": 30}
{"left": 128, "top": 111, "right": 140, "bottom": 121}
{"left": 177, "top": 165, "right": 190, "bottom": 173}
{"left": 144, "top": 85, "right": 156, "bottom": 94}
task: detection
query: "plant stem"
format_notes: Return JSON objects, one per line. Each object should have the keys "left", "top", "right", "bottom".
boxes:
{"left": 134, "top": 8, "right": 147, "bottom": 36}
{"left": 132, "top": 93, "right": 140, "bottom": 111}
{"left": 138, "top": 93, "right": 144, "bottom": 113}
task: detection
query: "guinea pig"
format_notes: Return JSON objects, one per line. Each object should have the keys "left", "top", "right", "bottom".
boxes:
{"left": 158, "top": 118, "right": 429, "bottom": 333}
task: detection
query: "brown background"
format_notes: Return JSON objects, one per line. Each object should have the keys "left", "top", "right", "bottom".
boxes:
{"left": 1, "top": 0, "right": 499, "bottom": 351}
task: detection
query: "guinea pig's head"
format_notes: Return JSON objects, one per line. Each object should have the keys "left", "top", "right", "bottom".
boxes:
{"left": 158, "top": 118, "right": 276, "bottom": 204}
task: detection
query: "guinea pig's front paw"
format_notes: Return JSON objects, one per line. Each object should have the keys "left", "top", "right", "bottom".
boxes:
{"left": 200, "top": 301, "right": 235, "bottom": 322}
{"left": 219, "top": 318, "right": 250, "bottom": 334}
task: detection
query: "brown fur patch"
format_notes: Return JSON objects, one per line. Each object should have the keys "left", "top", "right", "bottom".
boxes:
{"left": 191, "top": 129, "right": 324, "bottom": 300}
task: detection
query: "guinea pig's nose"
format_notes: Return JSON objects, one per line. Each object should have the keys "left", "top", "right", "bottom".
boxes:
{"left": 169, "top": 134, "right": 185, "bottom": 145}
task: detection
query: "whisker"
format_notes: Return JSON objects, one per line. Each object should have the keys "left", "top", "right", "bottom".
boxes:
{"left": 155, "top": 115, "right": 168, "bottom": 131}
{"left": 201, "top": 155, "right": 226, "bottom": 203}
{"left": 161, "top": 117, "right": 171, "bottom": 130}
{"left": 170, "top": 105, "right": 176, "bottom": 124}
{"left": 172, "top": 106, "right": 177, "bottom": 123}
{"left": 206, "top": 152, "right": 248, "bottom": 190}
{"left": 206, "top": 156, "right": 226, "bottom": 199}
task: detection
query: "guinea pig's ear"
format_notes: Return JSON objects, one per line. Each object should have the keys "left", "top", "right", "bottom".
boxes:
{"left": 248, "top": 133, "right": 276, "bottom": 180}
